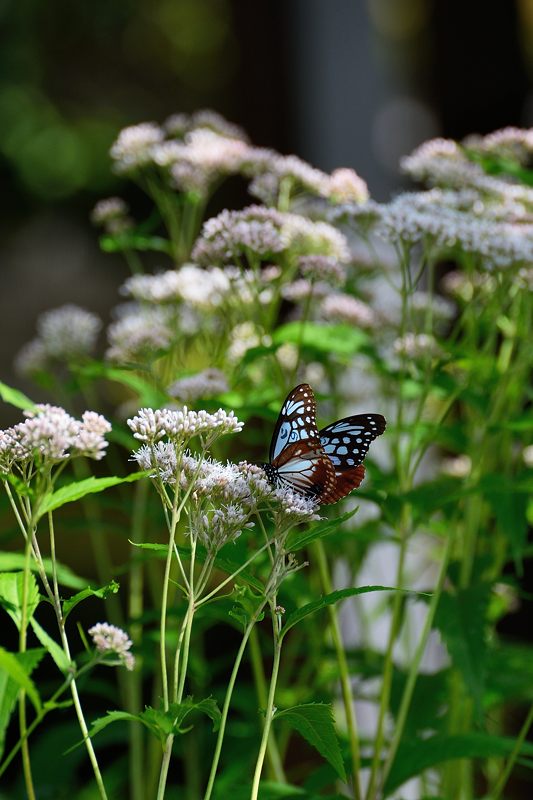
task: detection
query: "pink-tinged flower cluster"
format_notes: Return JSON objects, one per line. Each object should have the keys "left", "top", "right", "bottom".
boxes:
{"left": 105, "top": 304, "right": 182, "bottom": 363}
{"left": 320, "top": 293, "right": 377, "bottom": 328}
{"left": 90, "top": 197, "right": 133, "bottom": 236}
{"left": 192, "top": 205, "right": 350, "bottom": 265}
{"left": 15, "top": 305, "right": 102, "bottom": 376}
{"left": 110, "top": 122, "right": 165, "bottom": 172}
{"left": 88, "top": 622, "right": 135, "bottom": 671}
{"left": 0, "top": 405, "right": 111, "bottom": 473}
{"left": 167, "top": 368, "right": 229, "bottom": 402}
{"left": 246, "top": 152, "right": 368, "bottom": 206}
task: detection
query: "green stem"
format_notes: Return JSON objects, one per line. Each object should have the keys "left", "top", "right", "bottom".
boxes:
{"left": 128, "top": 479, "right": 148, "bottom": 800}
{"left": 490, "top": 703, "right": 533, "bottom": 800}
{"left": 47, "top": 512, "right": 109, "bottom": 800}
{"left": 19, "top": 524, "right": 36, "bottom": 800}
{"left": 313, "top": 539, "right": 362, "bottom": 800}
{"left": 379, "top": 531, "right": 454, "bottom": 792}
{"left": 203, "top": 603, "right": 268, "bottom": 800}
{"left": 249, "top": 627, "right": 286, "bottom": 783}
{"left": 365, "top": 507, "right": 409, "bottom": 800}
{"left": 250, "top": 607, "right": 283, "bottom": 800}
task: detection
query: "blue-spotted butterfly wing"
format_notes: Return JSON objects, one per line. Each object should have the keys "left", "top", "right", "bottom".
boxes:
{"left": 266, "top": 384, "right": 336, "bottom": 500}
{"left": 269, "top": 383, "right": 320, "bottom": 462}
{"left": 318, "top": 414, "right": 386, "bottom": 504}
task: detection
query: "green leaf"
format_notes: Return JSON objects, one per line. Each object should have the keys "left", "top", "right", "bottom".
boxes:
{"left": 100, "top": 232, "right": 172, "bottom": 254}
{"left": 37, "top": 472, "right": 149, "bottom": 518}
{"left": 0, "top": 381, "right": 35, "bottom": 411}
{"left": 287, "top": 508, "right": 359, "bottom": 551}
{"left": 273, "top": 322, "right": 368, "bottom": 356}
{"left": 0, "top": 648, "right": 44, "bottom": 760}
{"left": 0, "top": 646, "right": 41, "bottom": 712}
{"left": 89, "top": 697, "right": 221, "bottom": 745}
{"left": 62, "top": 580, "right": 120, "bottom": 620}
{"left": 30, "top": 618, "right": 70, "bottom": 674}
{"left": 486, "top": 487, "right": 528, "bottom": 572}
{"left": 281, "top": 586, "right": 427, "bottom": 639}
{"left": 0, "top": 553, "right": 88, "bottom": 589}
{"left": 434, "top": 583, "right": 491, "bottom": 717}
{"left": 384, "top": 733, "right": 533, "bottom": 796}
{"left": 274, "top": 703, "right": 346, "bottom": 781}
{"left": 74, "top": 362, "right": 163, "bottom": 407}
{"left": 0, "top": 572, "right": 39, "bottom": 630}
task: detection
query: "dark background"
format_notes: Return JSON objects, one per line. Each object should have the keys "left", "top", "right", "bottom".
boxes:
{"left": 1, "top": 0, "right": 531, "bottom": 419}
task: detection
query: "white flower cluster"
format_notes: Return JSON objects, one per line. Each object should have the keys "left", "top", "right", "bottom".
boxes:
{"left": 465, "top": 126, "right": 533, "bottom": 165}
{"left": 164, "top": 109, "right": 249, "bottom": 142}
{"left": 167, "top": 368, "right": 229, "bottom": 402}
{"left": 393, "top": 333, "right": 442, "bottom": 360}
{"left": 0, "top": 405, "right": 111, "bottom": 473}
{"left": 192, "top": 205, "right": 350, "bottom": 265}
{"left": 272, "top": 485, "right": 321, "bottom": 523}
{"left": 282, "top": 279, "right": 330, "bottom": 302}
{"left": 320, "top": 293, "right": 377, "bottom": 328}
{"left": 106, "top": 304, "right": 188, "bottom": 363}
{"left": 110, "top": 122, "right": 165, "bottom": 173}
{"left": 91, "top": 197, "right": 130, "bottom": 226}
{"left": 15, "top": 305, "right": 102, "bottom": 376}
{"left": 128, "top": 407, "right": 243, "bottom": 445}
{"left": 298, "top": 255, "right": 347, "bottom": 286}
{"left": 120, "top": 264, "right": 232, "bottom": 310}
{"left": 111, "top": 111, "right": 250, "bottom": 189}
{"left": 402, "top": 139, "right": 533, "bottom": 211}
{"left": 153, "top": 129, "right": 251, "bottom": 195}
{"left": 375, "top": 190, "right": 533, "bottom": 268}
{"left": 88, "top": 622, "right": 135, "bottom": 671}
{"left": 196, "top": 503, "right": 254, "bottom": 550}
{"left": 192, "top": 205, "right": 288, "bottom": 264}
{"left": 247, "top": 152, "right": 368, "bottom": 206}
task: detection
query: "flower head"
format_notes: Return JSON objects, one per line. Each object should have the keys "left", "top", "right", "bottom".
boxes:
{"left": 167, "top": 369, "right": 229, "bottom": 402}
{"left": 89, "top": 622, "right": 135, "bottom": 670}
{"left": 110, "top": 122, "right": 164, "bottom": 173}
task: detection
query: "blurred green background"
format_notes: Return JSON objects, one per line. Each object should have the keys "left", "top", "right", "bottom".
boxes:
{"left": 0, "top": 0, "right": 532, "bottom": 419}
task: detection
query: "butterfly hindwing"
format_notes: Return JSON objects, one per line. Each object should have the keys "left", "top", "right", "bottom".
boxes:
{"left": 273, "top": 438, "right": 336, "bottom": 499}
{"left": 319, "top": 414, "right": 386, "bottom": 471}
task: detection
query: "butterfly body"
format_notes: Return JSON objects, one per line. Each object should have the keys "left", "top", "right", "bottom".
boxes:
{"left": 262, "top": 384, "right": 385, "bottom": 505}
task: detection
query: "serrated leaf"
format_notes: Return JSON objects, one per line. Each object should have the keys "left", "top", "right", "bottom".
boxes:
{"left": 287, "top": 508, "right": 359, "bottom": 551}
{"left": 273, "top": 322, "right": 368, "bottom": 356}
{"left": 62, "top": 580, "right": 120, "bottom": 620}
{"left": 37, "top": 472, "right": 149, "bottom": 518}
{"left": 384, "top": 733, "right": 533, "bottom": 796}
{"left": 275, "top": 703, "right": 345, "bottom": 781}
{"left": 0, "top": 647, "right": 41, "bottom": 712}
{"left": 89, "top": 697, "right": 221, "bottom": 746}
{"left": 434, "top": 583, "right": 491, "bottom": 716}
{"left": 0, "top": 648, "right": 44, "bottom": 760}
{"left": 0, "top": 381, "right": 35, "bottom": 411}
{"left": 30, "top": 618, "right": 70, "bottom": 673}
{"left": 281, "top": 586, "right": 427, "bottom": 639}
{"left": 0, "top": 572, "right": 39, "bottom": 630}
{"left": 0, "top": 553, "right": 88, "bottom": 589}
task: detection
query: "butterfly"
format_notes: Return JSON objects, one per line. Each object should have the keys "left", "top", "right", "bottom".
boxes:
{"left": 261, "top": 383, "right": 386, "bottom": 505}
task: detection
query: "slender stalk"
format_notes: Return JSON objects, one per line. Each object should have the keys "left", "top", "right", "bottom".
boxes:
{"left": 19, "top": 523, "right": 37, "bottom": 800}
{"left": 47, "top": 512, "right": 109, "bottom": 800}
{"left": 203, "top": 603, "right": 268, "bottom": 800}
{"left": 490, "top": 703, "right": 533, "bottom": 800}
{"left": 365, "top": 507, "right": 410, "bottom": 800}
{"left": 379, "top": 531, "right": 454, "bottom": 792}
{"left": 128, "top": 479, "right": 148, "bottom": 800}
{"left": 313, "top": 539, "right": 362, "bottom": 800}
{"left": 249, "top": 627, "right": 286, "bottom": 783}
{"left": 250, "top": 607, "right": 283, "bottom": 800}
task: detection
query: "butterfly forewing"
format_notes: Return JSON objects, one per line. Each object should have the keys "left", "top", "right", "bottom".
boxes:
{"left": 269, "top": 384, "right": 319, "bottom": 463}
